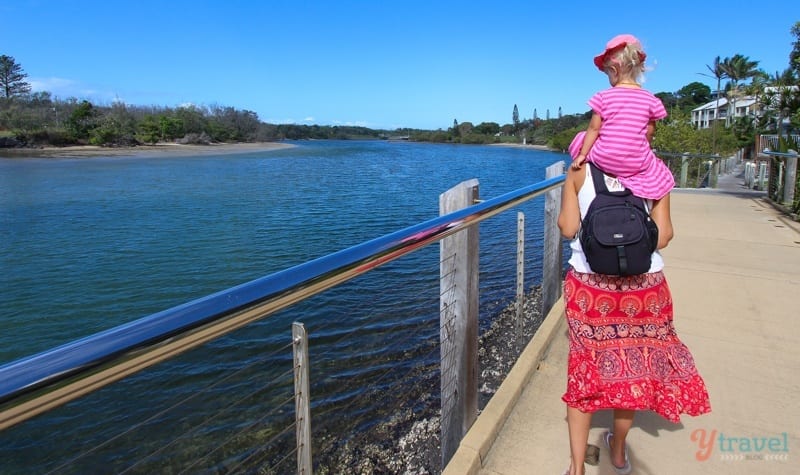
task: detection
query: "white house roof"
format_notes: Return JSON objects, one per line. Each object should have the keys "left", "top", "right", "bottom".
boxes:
{"left": 733, "top": 98, "right": 757, "bottom": 107}
{"left": 692, "top": 95, "right": 759, "bottom": 112}
{"left": 693, "top": 98, "right": 729, "bottom": 112}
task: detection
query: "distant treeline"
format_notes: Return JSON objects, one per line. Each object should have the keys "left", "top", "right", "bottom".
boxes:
{"left": 0, "top": 50, "right": 763, "bottom": 155}
{"left": 0, "top": 89, "right": 746, "bottom": 158}
{"left": 0, "top": 93, "right": 402, "bottom": 147}
{"left": 0, "top": 89, "right": 596, "bottom": 149}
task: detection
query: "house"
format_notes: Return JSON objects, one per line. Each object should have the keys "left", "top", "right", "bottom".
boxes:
{"left": 691, "top": 96, "right": 757, "bottom": 129}
{"left": 691, "top": 85, "right": 798, "bottom": 130}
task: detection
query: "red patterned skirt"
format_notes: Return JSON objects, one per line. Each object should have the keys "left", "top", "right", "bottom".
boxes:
{"left": 561, "top": 269, "right": 711, "bottom": 422}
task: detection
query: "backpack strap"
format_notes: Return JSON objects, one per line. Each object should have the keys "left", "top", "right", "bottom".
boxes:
{"left": 588, "top": 163, "right": 631, "bottom": 197}
{"left": 588, "top": 163, "right": 610, "bottom": 194}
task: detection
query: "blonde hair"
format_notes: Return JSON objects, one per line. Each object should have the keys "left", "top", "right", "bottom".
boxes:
{"left": 602, "top": 43, "right": 646, "bottom": 81}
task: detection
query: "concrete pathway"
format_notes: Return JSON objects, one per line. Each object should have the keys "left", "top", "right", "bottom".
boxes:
{"left": 444, "top": 173, "right": 800, "bottom": 474}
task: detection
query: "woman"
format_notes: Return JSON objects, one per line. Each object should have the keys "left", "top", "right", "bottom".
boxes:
{"left": 557, "top": 143, "right": 711, "bottom": 475}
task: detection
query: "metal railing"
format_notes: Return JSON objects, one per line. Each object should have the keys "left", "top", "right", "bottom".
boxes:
{"left": 656, "top": 151, "right": 739, "bottom": 189}
{"left": 0, "top": 168, "right": 567, "bottom": 471}
{"left": 759, "top": 149, "right": 799, "bottom": 211}
{"left": 759, "top": 134, "right": 800, "bottom": 153}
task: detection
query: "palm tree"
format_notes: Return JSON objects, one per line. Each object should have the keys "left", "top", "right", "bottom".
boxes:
{"left": 720, "top": 54, "right": 760, "bottom": 127}
{"left": 705, "top": 56, "right": 729, "bottom": 154}
{"left": 748, "top": 71, "right": 772, "bottom": 135}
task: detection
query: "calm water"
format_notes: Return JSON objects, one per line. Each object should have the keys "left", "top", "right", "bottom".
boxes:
{"left": 0, "top": 140, "right": 566, "bottom": 472}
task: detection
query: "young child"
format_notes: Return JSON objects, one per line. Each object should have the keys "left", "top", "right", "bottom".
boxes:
{"left": 570, "top": 34, "right": 674, "bottom": 200}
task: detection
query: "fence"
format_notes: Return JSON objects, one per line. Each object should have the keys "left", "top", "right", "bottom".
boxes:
{"left": 760, "top": 150, "right": 799, "bottom": 212}
{"left": 757, "top": 134, "right": 799, "bottom": 213}
{"left": 0, "top": 162, "right": 567, "bottom": 473}
{"left": 656, "top": 151, "right": 739, "bottom": 189}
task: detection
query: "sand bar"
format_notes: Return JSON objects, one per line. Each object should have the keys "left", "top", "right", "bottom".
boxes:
{"left": 489, "top": 142, "right": 558, "bottom": 152}
{"left": 0, "top": 142, "right": 295, "bottom": 159}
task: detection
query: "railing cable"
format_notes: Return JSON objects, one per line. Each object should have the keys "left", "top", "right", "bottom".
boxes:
{"left": 44, "top": 340, "right": 293, "bottom": 474}
{"left": 120, "top": 367, "right": 295, "bottom": 474}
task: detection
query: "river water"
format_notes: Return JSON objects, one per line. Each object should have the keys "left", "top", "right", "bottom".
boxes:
{"left": 0, "top": 140, "right": 566, "bottom": 473}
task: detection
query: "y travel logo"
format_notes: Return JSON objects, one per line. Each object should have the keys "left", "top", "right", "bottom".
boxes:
{"left": 691, "top": 429, "right": 790, "bottom": 462}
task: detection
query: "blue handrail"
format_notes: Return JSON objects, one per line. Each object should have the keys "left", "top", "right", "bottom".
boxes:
{"left": 0, "top": 173, "right": 566, "bottom": 428}
{"left": 761, "top": 150, "right": 799, "bottom": 158}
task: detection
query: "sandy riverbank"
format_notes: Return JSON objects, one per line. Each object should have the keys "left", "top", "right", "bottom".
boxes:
{"left": 489, "top": 142, "right": 559, "bottom": 152}
{"left": 0, "top": 141, "right": 296, "bottom": 159}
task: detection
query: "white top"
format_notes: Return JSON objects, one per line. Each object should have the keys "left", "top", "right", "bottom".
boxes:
{"left": 567, "top": 166, "right": 664, "bottom": 274}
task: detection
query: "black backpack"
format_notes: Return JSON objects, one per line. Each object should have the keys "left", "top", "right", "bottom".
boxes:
{"left": 579, "top": 164, "right": 659, "bottom": 276}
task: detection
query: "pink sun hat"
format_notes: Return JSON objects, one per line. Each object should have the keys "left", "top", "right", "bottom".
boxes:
{"left": 593, "top": 34, "right": 646, "bottom": 71}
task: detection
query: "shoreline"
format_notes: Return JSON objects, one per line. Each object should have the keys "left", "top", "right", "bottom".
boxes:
{"left": 1, "top": 141, "right": 563, "bottom": 159}
{"left": 488, "top": 142, "right": 559, "bottom": 152}
{"left": 0, "top": 141, "right": 296, "bottom": 159}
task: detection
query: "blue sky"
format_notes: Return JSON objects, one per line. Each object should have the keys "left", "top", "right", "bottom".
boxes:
{"left": 1, "top": 1, "right": 797, "bottom": 130}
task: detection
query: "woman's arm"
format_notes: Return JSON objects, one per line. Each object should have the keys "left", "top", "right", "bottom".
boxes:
{"left": 650, "top": 193, "right": 674, "bottom": 249}
{"left": 558, "top": 166, "right": 582, "bottom": 239}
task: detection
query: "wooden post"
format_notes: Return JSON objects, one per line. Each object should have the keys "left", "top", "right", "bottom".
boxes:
{"left": 439, "top": 179, "right": 479, "bottom": 467}
{"left": 292, "top": 322, "right": 312, "bottom": 474}
{"left": 784, "top": 150, "right": 798, "bottom": 205}
{"left": 710, "top": 155, "right": 720, "bottom": 188}
{"left": 680, "top": 153, "right": 689, "bottom": 188}
{"left": 542, "top": 161, "right": 565, "bottom": 317}
{"left": 515, "top": 211, "right": 525, "bottom": 353}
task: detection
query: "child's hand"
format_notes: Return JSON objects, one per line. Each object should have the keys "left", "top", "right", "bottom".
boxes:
{"left": 571, "top": 154, "right": 587, "bottom": 170}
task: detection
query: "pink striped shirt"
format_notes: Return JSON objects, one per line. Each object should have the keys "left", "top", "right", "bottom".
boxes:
{"left": 586, "top": 87, "right": 674, "bottom": 199}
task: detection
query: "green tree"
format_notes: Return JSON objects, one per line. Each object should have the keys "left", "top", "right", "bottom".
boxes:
{"left": 158, "top": 114, "right": 184, "bottom": 140}
{"left": 720, "top": 54, "right": 760, "bottom": 127}
{"left": 474, "top": 121, "right": 500, "bottom": 135}
{"left": 730, "top": 115, "right": 755, "bottom": 158}
{"left": 512, "top": 104, "right": 519, "bottom": 132}
{"left": 175, "top": 105, "right": 207, "bottom": 135}
{"left": 652, "top": 109, "right": 703, "bottom": 154}
{"left": 65, "top": 100, "right": 98, "bottom": 141}
{"left": 550, "top": 126, "right": 583, "bottom": 151}
{"left": 457, "top": 121, "right": 474, "bottom": 136}
{"left": 0, "top": 55, "right": 31, "bottom": 98}
{"left": 790, "top": 21, "right": 800, "bottom": 77}
{"left": 675, "top": 82, "right": 711, "bottom": 111}
{"left": 786, "top": 22, "right": 800, "bottom": 133}
{"left": 450, "top": 118, "right": 460, "bottom": 138}
{"left": 137, "top": 115, "right": 161, "bottom": 143}
{"left": 655, "top": 92, "right": 678, "bottom": 111}
{"left": 705, "top": 56, "right": 729, "bottom": 154}
{"left": 90, "top": 102, "right": 137, "bottom": 145}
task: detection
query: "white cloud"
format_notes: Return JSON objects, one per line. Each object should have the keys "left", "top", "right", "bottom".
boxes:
{"left": 303, "top": 116, "right": 315, "bottom": 122}
{"left": 29, "top": 77, "right": 77, "bottom": 93}
{"left": 28, "top": 76, "right": 117, "bottom": 103}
